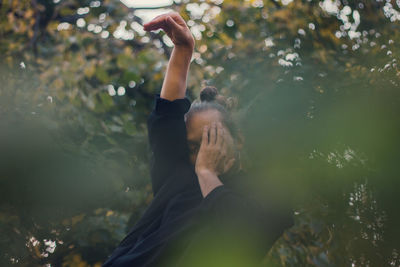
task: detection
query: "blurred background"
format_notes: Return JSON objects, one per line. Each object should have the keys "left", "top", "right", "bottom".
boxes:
{"left": 1, "top": 0, "right": 399, "bottom": 266}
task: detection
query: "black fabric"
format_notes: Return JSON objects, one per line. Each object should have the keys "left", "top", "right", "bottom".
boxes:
{"left": 102, "top": 94, "right": 293, "bottom": 267}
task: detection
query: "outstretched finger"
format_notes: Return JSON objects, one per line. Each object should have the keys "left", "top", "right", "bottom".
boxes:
{"left": 209, "top": 122, "right": 217, "bottom": 145}
{"left": 201, "top": 125, "right": 209, "bottom": 147}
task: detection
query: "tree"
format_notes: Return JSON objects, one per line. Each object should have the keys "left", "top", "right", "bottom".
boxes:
{"left": 0, "top": 0, "right": 399, "bottom": 265}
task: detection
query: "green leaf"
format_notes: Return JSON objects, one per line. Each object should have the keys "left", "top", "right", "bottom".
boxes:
{"left": 95, "top": 67, "right": 110, "bottom": 83}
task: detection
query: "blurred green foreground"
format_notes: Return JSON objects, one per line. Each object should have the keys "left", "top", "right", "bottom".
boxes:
{"left": 0, "top": 0, "right": 399, "bottom": 266}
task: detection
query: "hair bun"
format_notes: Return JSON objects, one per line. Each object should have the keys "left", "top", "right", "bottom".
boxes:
{"left": 200, "top": 86, "right": 219, "bottom": 102}
{"left": 199, "top": 86, "right": 238, "bottom": 111}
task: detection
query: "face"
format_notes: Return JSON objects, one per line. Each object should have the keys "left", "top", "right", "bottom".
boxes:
{"left": 186, "top": 110, "right": 236, "bottom": 167}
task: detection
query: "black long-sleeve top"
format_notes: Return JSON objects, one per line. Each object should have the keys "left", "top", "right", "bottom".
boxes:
{"left": 103, "top": 94, "right": 293, "bottom": 267}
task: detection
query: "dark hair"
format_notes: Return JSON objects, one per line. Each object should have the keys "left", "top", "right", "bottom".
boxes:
{"left": 184, "top": 86, "right": 239, "bottom": 140}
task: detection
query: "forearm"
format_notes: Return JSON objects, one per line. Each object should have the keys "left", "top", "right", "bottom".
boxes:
{"left": 160, "top": 45, "right": 193, "bottom": 101}
{"left": 196, "top": 169, "right": 224, "bottom": 198}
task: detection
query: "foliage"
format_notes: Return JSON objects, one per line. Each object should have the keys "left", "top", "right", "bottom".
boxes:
{"left": 0, "top": 0, "right": 399, "bottom": 266}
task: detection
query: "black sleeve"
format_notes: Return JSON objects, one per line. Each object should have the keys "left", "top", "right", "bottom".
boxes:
{"left": 199, "top": 185, "right": 294, "bottom": 261}
{"left": 147, "top": 93, "right": 192, "bottom": 195}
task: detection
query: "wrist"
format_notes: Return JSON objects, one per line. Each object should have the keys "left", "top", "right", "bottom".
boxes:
{"left": 195, "top": 168, "right": 216, "bottom": 177}
{"left": 174, "top": 43, "right": 194, "bottom": 54}
{"left": 196, "top": 169, "right": 223, "bottom": 198}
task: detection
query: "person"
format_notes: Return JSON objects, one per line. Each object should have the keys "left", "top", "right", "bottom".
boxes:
{"left": 103, "top": 12, "right": 293, "bottom": 267}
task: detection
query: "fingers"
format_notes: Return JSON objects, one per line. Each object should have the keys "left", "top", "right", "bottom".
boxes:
{"left": 143, "top": 13, "right": 170, "bottom": 31}
{"left": 143, "top": 16, "right": 168, "bottom": 31}
{"left": 169, "top": 12, "right": 187, "bottom": 25}
{"left": 143, "top": 12, "right": 182, "bottom": 32}
{"left": 166, "top": 16, "right": 181, "bottom": 31}
{"left": 201, "top": 125, "right": 209, "bottom": 147}
{"left": 200, "top": 122, "right": 220, "bottom": 147}
{"left": 209, "top": 122, "right": 217, "bottom": 145}
{"left": 208, "top": 122, "right": 225, "bottom": 147}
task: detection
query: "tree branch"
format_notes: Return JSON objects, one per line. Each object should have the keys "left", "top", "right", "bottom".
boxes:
{"left": 28, "top": 0, "right": 41, "bottom": 55}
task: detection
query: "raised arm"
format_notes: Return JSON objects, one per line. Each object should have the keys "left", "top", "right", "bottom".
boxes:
{"left": 144, "top": 12, "right": 195, "bottom": 101}
{"left": 143, "top": 13, "right": 196, "bottom": 195}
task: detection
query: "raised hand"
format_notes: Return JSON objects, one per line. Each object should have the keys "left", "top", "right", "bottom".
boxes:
{"left": 195, "top": 122, "right": 236, "bottom": 176}
{"left": 143, "top": 12, "right": 194, "bottom": 50}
